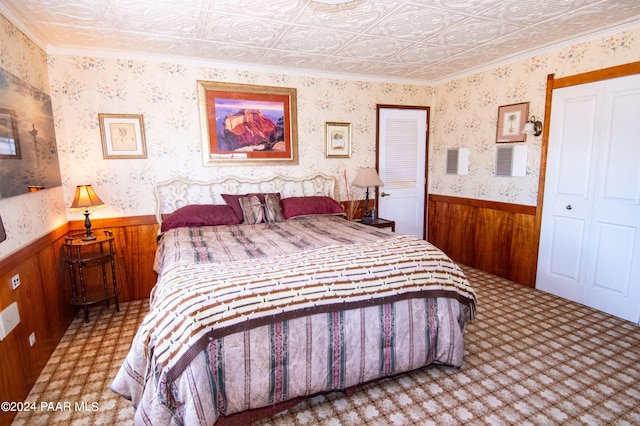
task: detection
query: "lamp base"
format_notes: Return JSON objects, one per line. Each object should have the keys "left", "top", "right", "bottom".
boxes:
{"left": 82, "top": 210, "right": 96, "bottom": 241}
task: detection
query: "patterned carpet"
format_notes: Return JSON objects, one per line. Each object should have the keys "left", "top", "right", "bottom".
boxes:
{"left": 12, "top": 266, "right": 640, "bottom": 425}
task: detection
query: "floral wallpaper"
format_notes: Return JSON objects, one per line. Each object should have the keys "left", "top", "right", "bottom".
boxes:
{"left": 431, "top": 28, "right": 639, "bottom": 205}
{"left": 48, "top": 57, "right": 431, "bottom": 220}
{"left": 1, "top": 7, "right": 639, "bottom": 261}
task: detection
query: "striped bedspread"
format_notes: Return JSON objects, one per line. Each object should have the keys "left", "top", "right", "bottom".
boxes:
{"left": 153, "top": 215, "right": 398, "bottom": 275}
{"left": 112, "top": 216, "right": 476, "bottom": 425}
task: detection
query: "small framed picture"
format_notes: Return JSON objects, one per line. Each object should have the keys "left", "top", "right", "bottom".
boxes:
{"left": 99, "top": 113, "right": 147, "bottom": 159}
{"left": 325, "top": 122, "right": 351, "bottom": 158}
{"left": 0, "top": 109, "right": 21, "bottom": 159}
{"left": 496, "top": 102, "right": 529, "bottom": 143}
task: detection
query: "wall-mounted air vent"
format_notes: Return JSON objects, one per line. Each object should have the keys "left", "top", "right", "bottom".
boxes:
{"left": 496, "top": 145, "right": 527, "bottom": 177}
{"left": 446, "top": 148, "right": 469, "bottom": 175}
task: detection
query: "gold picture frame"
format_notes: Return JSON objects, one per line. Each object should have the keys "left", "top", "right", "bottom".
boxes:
{"left": 496, "top": 102, "right": 529, "bottom": 143}
{"left": 325, "top": 122, "right": 351, "bottom": 158}
{"left": 198, "top": 81, "right": 298, "bottom": 166}
{"left": 99, "top": 114, "right": 147, "bottom": 159}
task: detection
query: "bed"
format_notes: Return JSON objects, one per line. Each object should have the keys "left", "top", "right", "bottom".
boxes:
{"left": 111, "top": 174, "right": 476, "bottom": 425}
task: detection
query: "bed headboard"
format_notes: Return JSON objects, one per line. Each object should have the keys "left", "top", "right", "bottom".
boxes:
{"left": 154, "top": 174, "right": 337, "bottom": 226}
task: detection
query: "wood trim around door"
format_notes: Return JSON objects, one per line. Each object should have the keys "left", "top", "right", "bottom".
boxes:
{"left": 376, "top": 104, "right": 430, "bottom": 239}
{"left": 533, "top": 61, "right": 640, "bottom": 284}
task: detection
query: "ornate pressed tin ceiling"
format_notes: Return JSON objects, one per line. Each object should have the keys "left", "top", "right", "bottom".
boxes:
{"left": 2, "top": 0, "right": 640, "bottom": 83}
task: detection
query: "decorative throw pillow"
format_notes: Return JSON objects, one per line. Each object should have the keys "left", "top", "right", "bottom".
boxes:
{"left": 161, "top": 204, "right": 242, "bottom": 232}
{"left": 222, "top": 193, "right": 281, "bottom": 222}
{"left": 263, "top": 193, "right": 285, "bottom": 223}
{"left": 280, "top": 196, "right": 345, "bottom": 219}
{"left": 238, "top": 195, "right": 264, "bottom": 225}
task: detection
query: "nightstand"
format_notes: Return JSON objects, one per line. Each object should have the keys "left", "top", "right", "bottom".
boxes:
{"left": 357, "top": 217, "right": 395, "bottom": 232}
{"left": 63, "top": 230, "right": 120, "bottom": 322}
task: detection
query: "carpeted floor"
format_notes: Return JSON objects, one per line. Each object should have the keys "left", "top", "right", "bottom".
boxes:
{"left": 12, "top": 266, "right": 640, "bottom": 425}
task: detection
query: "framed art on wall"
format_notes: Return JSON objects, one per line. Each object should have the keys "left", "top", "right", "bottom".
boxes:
{"left": 325, "top": 122, "right": 351, "bottom": 158}
{"left": 197, "top": 81, "right": 298, "bottom": 165}
{"left": 99, "top": 114, "right": 147, "bottom": 159}
{"left": 0, "top": 67, "right": 62, "bottom": 198}
{"left": 496, "top": 102, "right": 529, "bottom": 143}
{"left": 0, "top": 109, "right": 21, "bottom": 159}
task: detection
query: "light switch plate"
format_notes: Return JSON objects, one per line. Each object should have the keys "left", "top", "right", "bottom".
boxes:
{"left": 0, "top": 302, "right": 20, "bottom": 340}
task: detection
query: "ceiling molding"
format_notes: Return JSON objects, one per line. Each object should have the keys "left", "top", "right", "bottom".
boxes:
{"left": 0, "top": 3, "right": 47, "bottom": 51}
{"left": 45, "top": 45, "right": 433, "bottom": 86}
{"left": 431, "top": 17, "right": 640, "bottom": 86}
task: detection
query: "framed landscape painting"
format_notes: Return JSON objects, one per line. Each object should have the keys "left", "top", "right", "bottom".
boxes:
{"left": 198, "top": 81, "right": 298, "bottom": 165}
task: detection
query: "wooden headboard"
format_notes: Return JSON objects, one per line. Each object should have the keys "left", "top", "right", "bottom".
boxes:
{"left": 154, "top": 174, "right": 337, "bottom": 226}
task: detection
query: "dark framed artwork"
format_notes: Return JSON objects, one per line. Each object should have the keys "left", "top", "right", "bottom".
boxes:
{"left": 0, "top": 108, "right": 21, "bottom": 159}
{"left": 496, "top": 102, "right": 529, "bottom": 143}
{"left": 197, "top": 81, "right": 298, "bottom": 165}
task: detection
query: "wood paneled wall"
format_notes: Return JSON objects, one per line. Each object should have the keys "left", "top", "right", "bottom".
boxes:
{"left": 0, "top": 224, "right": 73, "bottom": 426}
{"left": 428, "top": 194, "right": 538, "bottom": 287}
{"left": 68, "top": 216, "right": 159, "bottom": 302}
{"left": 0, "top": 216, "right": 158, "bottom": 425}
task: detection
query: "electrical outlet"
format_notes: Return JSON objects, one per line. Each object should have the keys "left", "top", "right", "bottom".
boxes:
{"left": 29, "top": 332, "right": 36, "bottom": 346}
{"left": 11, "top": 274, "right": 20, "bottom": 290}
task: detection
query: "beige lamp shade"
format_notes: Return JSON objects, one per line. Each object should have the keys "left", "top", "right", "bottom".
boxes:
{"left": 70, "top": 184, "right": 104, "bottom": 210}
{"left": 352, "top": 168, "right": 384, "bottom": 188}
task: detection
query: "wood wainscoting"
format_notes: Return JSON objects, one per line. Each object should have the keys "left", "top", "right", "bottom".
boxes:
{"left": 428, "top": 194, "right": 538, "bottom": 287}
{"left": 0, "top": 224, "right": 73, "bottom": 425}
{"left": 68, "top": 215, "right": 159, "bottom": 302}
{"left": 0, "top": 216, "right": 158, "bottom": 424}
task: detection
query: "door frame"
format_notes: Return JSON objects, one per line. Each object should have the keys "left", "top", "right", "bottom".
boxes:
{"left": 376, "top": 104, "right": 430, "bottom": 239}
{"left": 533, "top": 61, "right": 640, "bottom": 285}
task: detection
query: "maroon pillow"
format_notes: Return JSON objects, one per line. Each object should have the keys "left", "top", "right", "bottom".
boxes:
{"left": 161, "top": 204, "right": 241, "bottom": 232}
{"left": 281, "top": 196, "right": 344, "bottom": 219}
{"left": 222, "top": 193, "right": 281, "bottom": 222}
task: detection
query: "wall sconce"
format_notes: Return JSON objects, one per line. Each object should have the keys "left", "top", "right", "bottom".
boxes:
{"left": 523, "top": 116, "right": 543, "bottom": 137}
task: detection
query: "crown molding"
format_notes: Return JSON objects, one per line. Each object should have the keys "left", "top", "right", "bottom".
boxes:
{"left": 45, "top": 45, "right": 433, "bottom": 86}
{"left": 0, "top": 3, "right": 47, "bottom": 51}
{"left": 431, "top": 17, "right": 640, "bottom": 86}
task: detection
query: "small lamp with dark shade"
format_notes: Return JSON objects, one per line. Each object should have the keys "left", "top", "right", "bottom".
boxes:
{"left": 352, "top": 168, "right": 384, "bottom": 222}
{"left": 70, "top": 184, "right": 105, "bottom": 240}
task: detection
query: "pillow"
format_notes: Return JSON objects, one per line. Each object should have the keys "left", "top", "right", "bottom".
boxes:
{"left": 161, "top": 204, "right": 241, "bottom": 232}
{"left": 264, "top": 193, "right": 285, "bottom": 223}
{"left": 281, "top": 196, "right": 344, "bottom": 219}
{"left": 222, "top": 193, "right": 281, "bottom": 222}
{"left": 238, "top": 195, "right": 264, "bottom": 225}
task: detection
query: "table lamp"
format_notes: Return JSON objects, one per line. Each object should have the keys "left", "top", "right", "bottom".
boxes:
{"left": 70, "top": 184, "right": 105, "bottom": 240}
{"left": 352, "top": 168, "right": 384, "bottom": 221}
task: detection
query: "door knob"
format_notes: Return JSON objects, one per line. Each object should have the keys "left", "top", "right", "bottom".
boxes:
{"left": 566, "top": 205, "right": 572, "bottom": 210}
{"left": 381, "top": 192, "right": 390, "bottom": 197}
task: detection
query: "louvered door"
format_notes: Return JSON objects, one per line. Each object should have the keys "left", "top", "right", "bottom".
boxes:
{"left": 377, "top": 107, "right": 428, "bottom": 239}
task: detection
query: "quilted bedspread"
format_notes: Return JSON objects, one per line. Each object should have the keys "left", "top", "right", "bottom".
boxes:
{"left": 112, "top": 216, "right": 476, "bottom": 425}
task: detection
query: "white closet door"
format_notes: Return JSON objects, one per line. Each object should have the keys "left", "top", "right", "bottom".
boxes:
{"left": 537, "top": 74, "right": 640, "bottom": 323}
